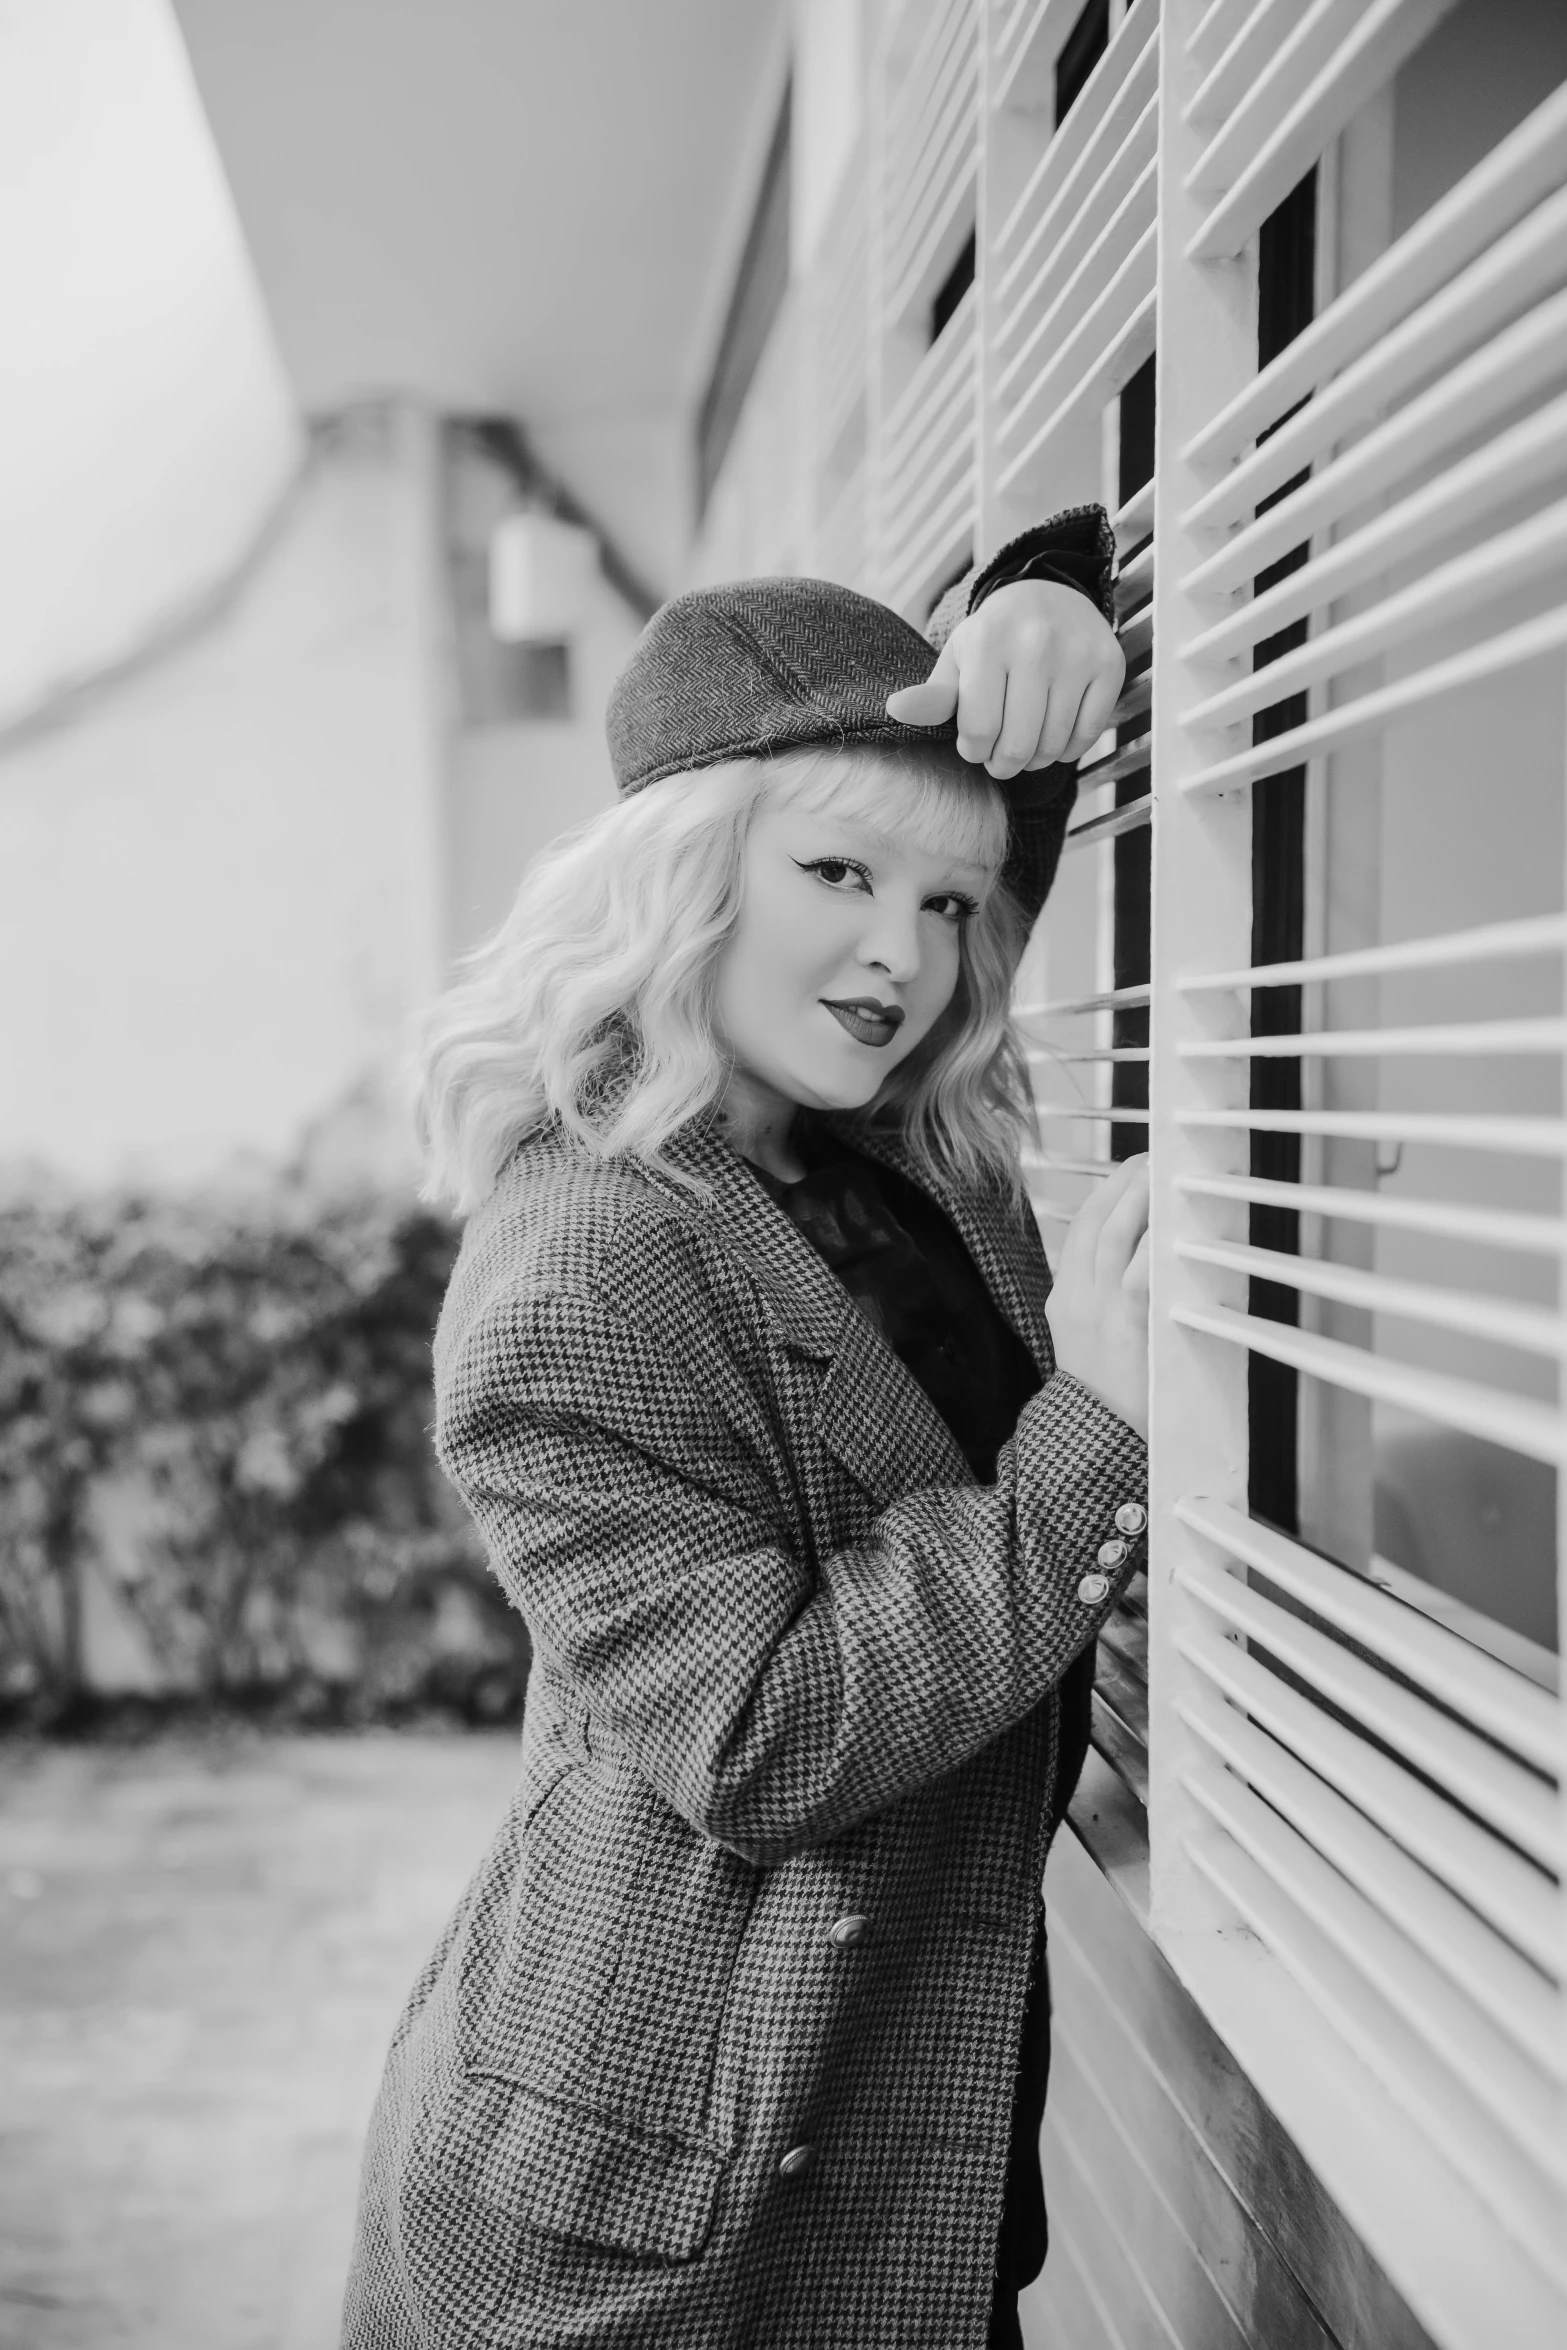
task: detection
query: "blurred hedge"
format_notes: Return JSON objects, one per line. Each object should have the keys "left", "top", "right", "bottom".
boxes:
{"left": 0, "top": 1186, "right": 528, "bottom": 1730}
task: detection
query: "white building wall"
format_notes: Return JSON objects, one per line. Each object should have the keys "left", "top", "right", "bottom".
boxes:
{"left": 0, "top": 405, "right": 449, "bottom": 1190}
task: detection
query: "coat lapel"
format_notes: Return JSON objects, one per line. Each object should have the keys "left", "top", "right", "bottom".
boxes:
{"left": 828, "top": 1117, "right": 1057, "bottom": 1378}
{"left": 654, "top": 1120, "right": 973, "bottom": 1503}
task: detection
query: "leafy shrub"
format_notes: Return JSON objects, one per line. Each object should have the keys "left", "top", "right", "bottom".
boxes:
{"left": 0, "top": 1185, "right": 527, "bottom": 1728}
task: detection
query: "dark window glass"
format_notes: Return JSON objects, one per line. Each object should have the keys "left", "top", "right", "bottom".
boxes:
{"left": 1055, "top": 0, "right": 1110, "bottom": 124}
{"left": 1247, "top": 167, "right": 1318, "bottom": 1536}
{"left": 1109, "top": 351, "right": 1155, "bottom": 1162}
{"left": 931, "top": 229, "right": 976, "bottom": 343}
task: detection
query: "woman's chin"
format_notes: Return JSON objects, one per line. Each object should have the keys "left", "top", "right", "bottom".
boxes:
{"left": 788, "top": 1062, "right": 896, "bottom": 1115}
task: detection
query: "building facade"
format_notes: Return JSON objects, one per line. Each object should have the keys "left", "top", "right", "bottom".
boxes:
{"left": 691, "top": 3, "right": 1567, "bottom": 2344}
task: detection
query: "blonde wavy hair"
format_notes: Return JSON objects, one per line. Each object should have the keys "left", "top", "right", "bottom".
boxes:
{"left": 418, "top": 743, "right": 1036, "bottom": 1213}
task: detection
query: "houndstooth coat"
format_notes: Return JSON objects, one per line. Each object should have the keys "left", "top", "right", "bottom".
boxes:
{"left": 343, "top": 523, "right": 1147, "bottom": 2350}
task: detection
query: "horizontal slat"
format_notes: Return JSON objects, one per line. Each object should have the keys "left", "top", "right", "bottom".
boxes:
{"left": 1181, "top": 1105, "right": 1567, "bottom": 1154}
{"left": 1181, "top": 911, "right": 1567, "bottom": 995}
{"left": 1022, "top": 1150, "right": 1114, "bottom": 1179}
{"left": 998, "top": 0, "right": 1160, "bottom": 259}
{"left": 997, "top": 110, "right": 1159, "bottom": 396}
{"left": 1185, "top": 78, "right": 1567, "bottom": 470}
{"left": 1186, "top": 0, "right": 1388, "bottom": 189}
{"left": 1176, "top": 1494, "right": 1562, "bottom": 1775}
{"left": 885, "top": 58, "right": 978, "bottom": 314}
{"left": 879, "top": 396, "right": 975, "bottom": 554}
{"left": 887, "top": 148, "right": 978, "bottom": 329}
{"left": 1113, "top": 477, "right": 1155, "bottom": 549}
{"left": 1187, "top": 0, "right": 1317, "bottom": 126}
{"left": 1116, "top": 539, "right": 1154, "bottom": 616}
{"left": 1186, "top": 0, "right": 1464, "bottom": 263}
{"left": 1180, "top": 601, "right": 1567, "bottom": 797}
{"left": 1096, "top": 1646, "right": 1151, "bottom": 1750}
{"left": 1182, "top": 1794, "right": 1567, "bottom": 2272}
{"left": 1119, "top": 605, "right": 1154, "bottom": 665}
{"left": 1047, "top": 1044, "right": 1152, "bottom": 1064}
{"left": 1038, "top": 1104, "right": 1153, "bottom": 1124}
{"left": 1073, "top": 731, "right": 1153, "bottom": 794}
{"left": 1173, "top": 1300, "right": 1567, "bottom": 1465}
{"left": 1116, "top": 671, "right": 1153, "bottom": 727}
{"left": 1186, "top": 209, "right": 1567, "bottom": 561}
{"left": 999, "top": 52, "right": 1157, "bottom": 307}
{"left": 1193, "top": 1682, "right": 1559, "bottom": 2086}
{"left": 885, "top": 0, "right": 970, "bottom": 196}
{"left": 1186, "top": 387, "right": 1567, "bottom": 669}
{"left": 1061, "top": 793, "right": 1154, "bottom": 851}
{"left": 1178, "top": 1553, "right": 1559, "bottom": 1867}
{"left": 1180, "top": 1234, "right": 1567, "bottom": 1360}
{"left": 1175, "top": 1591, "right": 1562, "bottom": 1973}
{"left": 880, "top": 464, "right": 977, "bottom": 614}
{"left": 1182, "top": 1017, "right": 1567, "bottom": 1059}
{"left": 880, "top": 384, "right": 975, "bottom": 532}
{"left": 1090, "top": 1687, "right": 1151, "bottom": 1803}
{"left": 999, "top": 227, "right": 1158, "bottom": 458}
{"left": 1183, "top": 1705, "right": 1563, "bottom": 2143}
{"left": 881, "top": 286, "right": 976, "bottom": 460}
{"left": 1370, "top": 1551, "right": 1560, "bottom": 1697}
{"left": 1185, "top": 496, "right": 1567, "bottom": 733}
{"left": 1018, "top": 983, "right": 1153, "bottom": 1018}
{"left": 1188, "top": 0, "right": 1263, "bottom": 72}
{"left": 1177, "top": 1171, "right": 1567, "bottom": 1260}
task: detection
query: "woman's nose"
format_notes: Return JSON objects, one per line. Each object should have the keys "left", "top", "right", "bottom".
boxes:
{"left": 858, "top": 899, "right": 922, "bottom": 984}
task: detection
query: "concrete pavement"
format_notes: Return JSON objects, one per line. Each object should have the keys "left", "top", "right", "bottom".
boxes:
{"left": 0, "top": 1730, "right": 519, "bottom": 2350}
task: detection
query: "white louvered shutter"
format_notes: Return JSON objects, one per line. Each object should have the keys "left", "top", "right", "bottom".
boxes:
{"left": 1144, "top": 0, "right": 1566, "bottom": 2327}
{"left": 701, "top": 5, "right": 1567, "bottom": 2335}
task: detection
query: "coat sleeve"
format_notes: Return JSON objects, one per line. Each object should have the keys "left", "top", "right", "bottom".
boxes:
{"left": 924, "top": 504, "right": 1119, "bottom": 931}
{"left": 438, "top": 1276, "right": 1145, "bottom": 1868}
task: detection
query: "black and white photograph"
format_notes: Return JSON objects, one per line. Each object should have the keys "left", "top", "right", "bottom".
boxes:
{"left": 2, "top": 4, "right": 1564, "bottom": 2346}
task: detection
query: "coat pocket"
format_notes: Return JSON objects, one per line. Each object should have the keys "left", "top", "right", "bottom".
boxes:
{"left": 468, "top": 1758, "right": 761, "bottom": 2146}
{"left": 434, "top": 2074, "right": 728, "bottom": 2262}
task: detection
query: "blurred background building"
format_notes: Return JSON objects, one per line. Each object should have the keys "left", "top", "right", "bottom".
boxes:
{"left": 3, "top": 4, "right": 1567, "bottom": 2349}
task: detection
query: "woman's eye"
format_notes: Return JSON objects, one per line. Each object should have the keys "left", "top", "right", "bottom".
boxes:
{"left": 926, "top": 892, "right": 978, "bottom": 923}
{"left": 798, "top": 857, "right": 871, "bottom": 892}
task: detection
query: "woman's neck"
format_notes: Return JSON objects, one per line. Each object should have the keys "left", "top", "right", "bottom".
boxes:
{"left": 716, "top": 1068, "right": 808, "bottom": 1183}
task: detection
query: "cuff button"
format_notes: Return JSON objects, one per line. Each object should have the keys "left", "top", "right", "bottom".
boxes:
{"left": 1076, "top": 1571, "right": 1111, "bottom": 1605}
{"left": 1114, "top": 1502, "right": 1147, "bottom": 1537}
{"left": 1097, "top": 1537, "right": 1129, "bottom": 1569}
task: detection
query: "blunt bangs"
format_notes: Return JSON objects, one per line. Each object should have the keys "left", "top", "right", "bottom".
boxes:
{"left": 768, "top": 743, "right": 1010, "bottom": 884}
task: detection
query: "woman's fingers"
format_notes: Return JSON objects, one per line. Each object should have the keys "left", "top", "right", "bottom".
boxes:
{"left": 1058, "top": 1154, "right": 1142, "bottom": 1272}
{"left": 1032, "top": 659, "right": 1092, "bottom": 765}
{"left": 1093, "top": 1156, "right": 1150, "bottom": 1287}
{"left": 1122, "top": 1226, "right": 1151, "bottom": 1317}
{"left": 986, "top": 672, "right": 1054, "bottom": 779}
{"left": 885, "top": 643, "right": 960, "bottom": 729}
{"left": 1058, "top": 665, "right": 1125, "bottom": 764}
{"left": 951, "top": 647, "right": 1007, "bottom": 766}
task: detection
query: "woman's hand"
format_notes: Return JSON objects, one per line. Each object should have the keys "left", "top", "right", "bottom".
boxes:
{"left": 884, "top": 578, "right": 1125, "bottom": 779}
{"left": 1044, "top": 1156, "right": 1150, "bottom": 1441}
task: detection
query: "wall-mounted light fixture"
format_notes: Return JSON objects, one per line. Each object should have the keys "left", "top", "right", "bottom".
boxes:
{"left": 488, "top": 510, "right": 599, "bottom": 643}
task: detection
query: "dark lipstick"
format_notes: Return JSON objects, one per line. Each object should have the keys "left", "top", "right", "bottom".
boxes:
{"left": 820, "top": 997, "right": 906, "bottom": 1048}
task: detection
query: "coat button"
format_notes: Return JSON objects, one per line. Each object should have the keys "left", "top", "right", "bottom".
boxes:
{"left": 1097, "top": 1538, "right": 1129, "bottom": 1569}
{"left": 1076, "top": 1571, "right": 1111, "bottom": 1605}
{"left": 779, "top": 2144, "right": 817, "bottom": 2180}
{"left": 1115, "top": 1502, "right": 1147, "bottom": 1537}
{"left": 828, "top": 1914, "right": 869, "bottom": 1948}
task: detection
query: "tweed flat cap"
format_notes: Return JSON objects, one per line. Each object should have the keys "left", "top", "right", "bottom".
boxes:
{"left": 606, "top": 575, "right": 957, "bottom": 795}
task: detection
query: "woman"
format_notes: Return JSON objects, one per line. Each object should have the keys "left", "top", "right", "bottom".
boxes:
{"left": 343, "top": 511, "right": 1150, "bottom": 2350}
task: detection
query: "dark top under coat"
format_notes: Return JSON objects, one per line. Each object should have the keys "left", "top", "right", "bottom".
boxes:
{"left": 748, "top": 1121, "right": 1096, "bottom": 2296}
